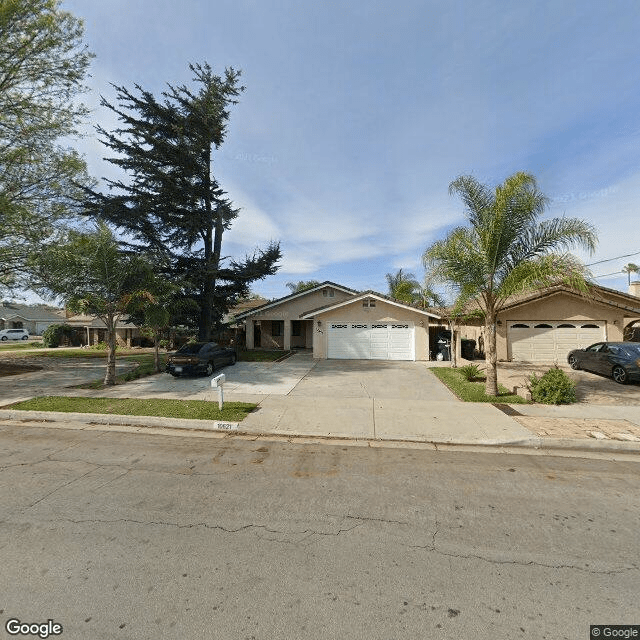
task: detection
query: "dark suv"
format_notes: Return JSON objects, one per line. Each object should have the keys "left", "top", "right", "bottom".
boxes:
{"left": 166, "top": 342, "right": 236, "bottom": 377}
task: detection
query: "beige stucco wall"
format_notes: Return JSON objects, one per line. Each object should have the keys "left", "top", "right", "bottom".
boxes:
{"left": 251, "top": 286, "right": 355, "bottom": 322}
{"left": 311, "top": 299, "right": 433, "bottom": 360}
{"left": 245, "top": 286, "right": 355, "bottom": 350}
{"left": 495, "top": 293, "right": 625, "bottom": 360}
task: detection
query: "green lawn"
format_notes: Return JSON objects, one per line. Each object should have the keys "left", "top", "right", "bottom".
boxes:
{"left": 0, "top": 341, "right": 45, "bottom": 351}
{"left": 238, "top": 349, "right": 292, "bottom": 362}
{"left": 9, "top": 396, "right": 257, "bottom": 421}
{"left": 429, "top": 366, "right": 528, "bottom": 403}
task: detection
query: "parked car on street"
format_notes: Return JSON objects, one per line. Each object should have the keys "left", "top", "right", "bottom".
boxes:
{"left": 567, "top": 341, "right": 640, "bottom": 384}
{"left": 0, "top": 328, "right": 29, "bottom": 341}
{"left": 166, "top": 342, "right": 236, "bottom": 377}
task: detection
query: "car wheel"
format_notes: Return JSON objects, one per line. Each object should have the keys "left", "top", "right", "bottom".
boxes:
{"left": 568, "top": 356, "right": 580, "bottom": 370}
{"left": 205, "top": 362, "right": 214, "bottom": 376}
{"left": 0, "top": 336, "right": 7, "bottom": 341}
{"left": 170, "top": 373, "right": 180, "bottom": 378}
{"left": 21, "top": 335, "right": 28, "bottom": 340}
{"left": 230, "top": 353, "right": 236, "bottom": 365}
{"left": 612, "top": 365, "right": 629, "bottom": 385}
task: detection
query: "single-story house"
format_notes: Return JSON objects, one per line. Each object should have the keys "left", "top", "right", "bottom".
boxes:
{"left": 233, "top": 281, "right": 442, "bottom": 361}
{"left": 451, "top": 281, "right": 640, "bottom": 363}
{"left": 0, "top": 302, "right": 66, "bottom": 335}
{"left": 64, "top": 314, "right": 143, "bottom": 347}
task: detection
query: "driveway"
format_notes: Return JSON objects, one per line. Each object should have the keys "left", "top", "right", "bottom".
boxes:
{"left": 0, "top": 356, "right": 136, "bottom": 406}
{"left": 76, "top": 352, "right": 457, "bottom": 403}
{"left": 289, "top": 357, "right": 457, "bottom": 400}
{"left": 497, "top": 361, "right": 640, "bottom": 405}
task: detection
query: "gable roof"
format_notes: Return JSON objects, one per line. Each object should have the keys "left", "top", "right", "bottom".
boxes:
{"left": 300, "top": 291, "right": 442, "bottom": 320}
{"left": 439, "top": 283, "right": 640, "bottom": 319}
{"left": 0, "top": 303, "right": 65, "bottom": 322}
{"left": 232, "top": 281, "right": 359, "bottom": 320}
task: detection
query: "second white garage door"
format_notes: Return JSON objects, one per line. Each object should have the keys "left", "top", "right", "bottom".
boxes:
{"left": 327, "top": 322, "right": 414, "bottom": 360}
{"left": 508, "top": 321, "right": 605, "bottom": 362}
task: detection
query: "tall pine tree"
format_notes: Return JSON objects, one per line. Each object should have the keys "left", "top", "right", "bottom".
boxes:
{"left": 84, "top": 63, "right": 280, "bottom": 339}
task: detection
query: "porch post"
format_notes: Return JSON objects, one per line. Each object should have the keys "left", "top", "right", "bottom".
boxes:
{"left": 245, "top": 320, "right": 254, "bottom": 349}
{"left": 283, "top": 320, "right": 291, "bottom": 351}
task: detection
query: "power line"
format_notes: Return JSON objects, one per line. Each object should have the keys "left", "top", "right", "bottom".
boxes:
{"left": 586, "top": 250, "right": 640, "bottom": 267}
{"left": 593, "top": 271, "right": 626, "bottom": 279}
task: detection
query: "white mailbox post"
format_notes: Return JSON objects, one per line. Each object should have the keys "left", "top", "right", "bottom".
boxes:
{"left": 210, "top": 373, "right": 226, "bottom": 410}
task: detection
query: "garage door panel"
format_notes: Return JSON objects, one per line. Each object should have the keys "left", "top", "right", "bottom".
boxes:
{"left": 508, "top": 321, "right": 605, "bottom": 362}
{"left": 328, "top": 322, "right": 414, "bottom": 360}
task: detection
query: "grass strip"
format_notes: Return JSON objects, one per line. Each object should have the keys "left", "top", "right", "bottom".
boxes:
{"left": 429, "top": 367, "right": 528, "bottom": 403}
{"left": 0, "top": 342, "right": 45, "bottom": 351}
{"left": 238, "top": 349, "right": 291, "bottom": 362}
{"left": 9, "top": 396, "right": 257, "bottom": 421}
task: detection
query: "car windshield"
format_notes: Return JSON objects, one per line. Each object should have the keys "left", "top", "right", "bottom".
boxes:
{"left": 176, "top": 342, "right": 208, "bottom": 355}
{"left": 620, "top": 344, "right": 640, "bottom": 358}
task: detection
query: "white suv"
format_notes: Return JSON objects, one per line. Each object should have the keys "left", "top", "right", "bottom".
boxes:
{"left": 0, "top": 328, "right": 29, "bottom": 341}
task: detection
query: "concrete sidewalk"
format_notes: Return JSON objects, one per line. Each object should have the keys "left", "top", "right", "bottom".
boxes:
{"left": 1, "top": 392, "right": 639, "bottom": 455}
{"left": 1, "top": 349, "right": 639, "bottom": 454}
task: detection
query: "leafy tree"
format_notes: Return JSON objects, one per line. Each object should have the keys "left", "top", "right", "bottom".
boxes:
{"left": 424, "top": 172, "right": 597, "bottom": 396}
{"left": 385, "top": 269, "right": 420, "bottom": 303}
{"left": 285, "top": 280, "right": 321, "bottom": 294}
{"left": 32, "top": 222, "right": 155, "bottom": 385}
{"left": 0, "top": 0, "right": 93, "bottom": 291}
{"left": 82, "top": 63, "right": 281, "bottom": 341}
{"left": 622, "top": 263, "right": 639, "bottom": 285}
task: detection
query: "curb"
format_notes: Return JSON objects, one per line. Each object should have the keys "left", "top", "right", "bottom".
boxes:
{"left": 1, "top": 409, "right": 639, "bottom": 455}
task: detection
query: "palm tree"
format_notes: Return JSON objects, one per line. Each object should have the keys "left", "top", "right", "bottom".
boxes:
{"left": 424, "top": 172, "right": 597, "bottom": 396}
{"left": 385, "top": 268, "right": 420, "bottom": 304}
{"left": 416, "top": 276, "right": 446, "bottom": 309}
{"left": 622, "top": 263, "right": 639, "bottom": 285}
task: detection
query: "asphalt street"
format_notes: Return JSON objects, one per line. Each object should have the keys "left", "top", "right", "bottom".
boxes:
{"left": 0, "top": 423, "right": 638, "bottom": 640}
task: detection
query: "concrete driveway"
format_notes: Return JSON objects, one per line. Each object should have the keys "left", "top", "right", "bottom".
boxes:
{"left": 289, "top": 357, "right": 457, "bottom": 400}
{"left": 79, "top": 352, "right": 456, "bottom": 403}
{"left": 0, "top": 356, "right": 136, "bottom": 406}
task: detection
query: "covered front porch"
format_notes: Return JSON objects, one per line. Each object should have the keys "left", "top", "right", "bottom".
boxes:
{"left": 245, "top": 319, "right": 314, "bottom": 350}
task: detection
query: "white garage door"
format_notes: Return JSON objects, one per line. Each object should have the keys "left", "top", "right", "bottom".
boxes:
{"left": 327, "top": 322, "right": 414, "bottom": 360}
{"left": 508, "top": 321, "right": 605, "bottom": 362}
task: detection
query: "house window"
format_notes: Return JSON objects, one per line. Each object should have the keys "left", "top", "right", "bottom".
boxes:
{"left": 511, "top": 323, "right": 529, "bottom": 328}
{"left": 271, "top": 320, "right": 284, "bottom": 336}
{"left": 291, "top": 321, "right": 302, "bottom": 337}
{"left": 322, "top": 288, "right": 335, "bottom": 298}
{"left": 581, "top": 324, "right": 599, "bottom": 328}
{"left": 534, "top": 323, "right": 553, "bottom": 328}
{"left": 363, "top": 299, "right": 376, "bottom": 308}
{"left": 557, "top": 324, "right": 576, "bottom": 328}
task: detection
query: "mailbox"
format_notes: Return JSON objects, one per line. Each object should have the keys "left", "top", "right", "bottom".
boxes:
{"left": 210, "top": 373, "right": 226, "bottom": 388}
{"left": 210, "top": 373, "right": 226, "bottom": 410}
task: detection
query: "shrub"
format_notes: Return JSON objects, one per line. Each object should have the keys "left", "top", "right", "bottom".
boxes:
{"left": 89, "top": 341, "right": 109, "bottom": 351}
{"left": 528, "top": 366, "right": 576, "bottom": 404}
{"left": 458, "top": 364, "right": 484, "bottom": 381}
{"left": 42, "top": 323, "right": 73, "bottom": 348}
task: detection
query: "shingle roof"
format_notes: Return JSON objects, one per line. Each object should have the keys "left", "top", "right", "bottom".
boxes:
{"left": 299, "top": 290, "right": 442, "bottom": 319}
{"left": 232, "top": 281, "right": 359, "bottom": 320}
{"left": 0, "top": 302, "right": 65, "bottom": 322}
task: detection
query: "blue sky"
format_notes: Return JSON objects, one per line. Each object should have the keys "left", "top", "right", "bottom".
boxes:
{"left": 61, "top": 0, "right": 640, "bottom": 300}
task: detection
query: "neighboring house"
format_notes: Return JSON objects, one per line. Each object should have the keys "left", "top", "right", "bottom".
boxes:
{"left": 450, "top": 282, "right": 640, "bottom": 363}
{"left": 233, "top": 281, "right": 442, "bottom": 361}
{"left": 64, "top": 314, "right": 142, "bottom": 347}
{"left": 0, "top": 301, "right": 66, "bottom": 335}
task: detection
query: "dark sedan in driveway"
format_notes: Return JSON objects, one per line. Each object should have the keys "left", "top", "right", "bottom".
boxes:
{"left": 567, "top": 342, "right": 640, "bottom": 384}
{"left": 166, "top": 342, "right": 236, "bottom": 377}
